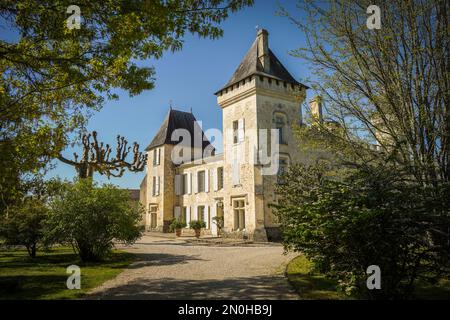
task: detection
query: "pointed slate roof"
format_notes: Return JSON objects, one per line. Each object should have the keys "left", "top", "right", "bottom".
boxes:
{"left": 145, "top": 109, "right": 213, "bottom": 151}
{"left": 215, "top": 32, "right": 308, "bottom": 94}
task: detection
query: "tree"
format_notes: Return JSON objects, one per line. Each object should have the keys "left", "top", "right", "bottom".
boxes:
{"left": 273, "top": 162, "right": 450, "bottom": 299}
{"left": 46, "top": 179, "right": 143, "bottom": 261}
{"left": 279, "top": 0, "right": 450, "bottom": 278}
{"left": 0, "top": 0, "right": 253, "bottom": 213}
{"left": 58, "top": 131, "right": 147, "bottom": 179}
{"left": 0, "top": 198, "right": 49, "bottom": 258}
{"left": 281, "top": 0, "right": 449, "bottom": 185}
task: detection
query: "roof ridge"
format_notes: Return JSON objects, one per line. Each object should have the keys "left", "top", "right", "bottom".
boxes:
{"left": 145, "top": 108, "right": 213, "bottom": 151}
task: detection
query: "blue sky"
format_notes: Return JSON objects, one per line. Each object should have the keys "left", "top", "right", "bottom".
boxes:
{"left": 49, "top": 0, "right": 314, "bottom": 188}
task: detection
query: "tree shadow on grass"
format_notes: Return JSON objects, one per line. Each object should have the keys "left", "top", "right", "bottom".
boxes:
{"left": 0, "top": 275, "right": 68, "bottom": 300}
{"left": 87, "top": 275, "right": 298, "bottom": 300}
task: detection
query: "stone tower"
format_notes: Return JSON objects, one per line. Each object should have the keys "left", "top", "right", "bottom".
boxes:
{"left": 144, "top": 109, "right": 213, "bottom": 232}
{"left": 215, "top": 29, "right": 308, "bottom": 241}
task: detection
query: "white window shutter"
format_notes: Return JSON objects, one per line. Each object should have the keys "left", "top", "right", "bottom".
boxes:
{"left": 152, "top": 176, "right": 155, "bottom": 196}
{"left": 194, "top": 206, "right": 198, "bottom": 220}
{"left": 205, "top": 206, "right": 209, "bottom": 229}
{"left": 157, "top": 176, "right": 160, "bottom": 195}
{"left": 205, "top": 169, "right": 209, "bottom": 192}
{"left": 212, "top": 168, "right": 218, "bottom": 191}
{"left": 186, "top": 206, "right": 191, "bottom": 226}
{"left": 187, "top": 173, "right": 192, "bottom": 194}
{"left": 238, "top": 118, "right": 245, "bottom": 142}
{"left": 211, "top": 204, "right": 217, "bottom": 236}
{"left": 174, "top": 206, "right": 181, "bottom": 219}
{"left": 175, "top": 175, "right": 181, "bottom": 195}
{"left": 193, "top": 171, "right": 198, "bottom": 194}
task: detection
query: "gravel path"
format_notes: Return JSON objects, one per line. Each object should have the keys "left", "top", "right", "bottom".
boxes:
{"left": 87, "top": 234, "right": 298, "bottom": 300}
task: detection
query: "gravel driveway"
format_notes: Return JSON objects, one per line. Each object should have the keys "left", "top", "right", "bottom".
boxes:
{"left": 87, "top": 234, "right": 298, "bottom": 300}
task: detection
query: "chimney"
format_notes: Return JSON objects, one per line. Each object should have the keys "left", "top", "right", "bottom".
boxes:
{"left": 257, "top": 29, "right": 270, "bottom": 72}
{"left": 309, "top": 96, "right": 323, "bottom": 123}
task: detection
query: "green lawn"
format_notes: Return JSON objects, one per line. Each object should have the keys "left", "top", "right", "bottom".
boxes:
{"left": 286, "top": 255, "right": 450, "bottom": 300}
{"left": 286, "top": 255, "right": 350, "bottom": 300}
{"left": 0, "top": 246, "right": 135, "bottom": 299}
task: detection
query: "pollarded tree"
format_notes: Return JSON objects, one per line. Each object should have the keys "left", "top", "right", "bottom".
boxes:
{"left": 58, "top": 131, "right": 147, "bottom": 179}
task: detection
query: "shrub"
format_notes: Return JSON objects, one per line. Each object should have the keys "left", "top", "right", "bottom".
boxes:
{"left": 46, "top": 179, "right": 142, "bottom": 261}
{"left": 189, "top": 220, "right": 206, "bottom": 230}
{"left": 273, "top": 163, "right": 450, "bottom": 299}
{"left": 169, "top": 219, "right": 187, "bottom": 232}
{"left": 0, "top": 198, "right": 49, "bottom": 258}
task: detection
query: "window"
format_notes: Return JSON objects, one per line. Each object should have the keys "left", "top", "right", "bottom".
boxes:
{"left": 152, "top": 176, "right": 156, "bottom": 196}
{"left": 233, "top": 199, "right": 245, "bottom": 231}
{"left": 233, "top": 120, "right": 239, "bottom": 144}
{"left": 182, "top": 174, "right": 188, "bottom": 194}
{"left": 217, "top": 167, "right": 224, "bottom": 190}
{"left": 197, "top": 170, "right": 205, "bottom": 193}
{"left": 233, "top": 119, "right": 245, "bottom": 144}
{"left": 278, "top": 157, "right": 289, "bottom": 184}
{"left": 153, "top": 148, "right": 160, "bottom": 166}
{"left": 182, "top": 206, "right": 188, "bottom": 223}
{"left": 275, "top": 115, "right": 286, "bottom": 144}
{"left": 152, "top": 176, "right": 160, "bottom": 196}
{"left": 198, "top": 206, "right": 205, "bottom": 222}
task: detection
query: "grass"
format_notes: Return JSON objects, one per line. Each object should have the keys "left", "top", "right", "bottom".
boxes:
{"left": 286, "top": 255, "right": 450, "bottom": 300}
{"left": 0, "top": 246, "right": 135, "bottom": 299}
{"left": 286, "top": 255, "right": 350, "bottom": 300}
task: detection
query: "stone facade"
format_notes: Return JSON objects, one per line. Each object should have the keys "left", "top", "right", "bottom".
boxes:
{"left": 140, "top": 29, "right": 309, "bottom": 241}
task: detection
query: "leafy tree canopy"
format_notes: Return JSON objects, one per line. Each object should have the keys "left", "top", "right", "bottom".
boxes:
{"left": 0, "top": 0, "right": 253, "bottom": 208}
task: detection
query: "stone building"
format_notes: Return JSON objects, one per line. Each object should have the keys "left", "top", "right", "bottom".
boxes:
{"left": 139, "top": 29, "right": 311, "bottom": 241}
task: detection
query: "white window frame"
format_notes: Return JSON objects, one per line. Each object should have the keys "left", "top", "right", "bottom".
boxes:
{"left": 233, "top": 199, "right": 246, "bottom": 231}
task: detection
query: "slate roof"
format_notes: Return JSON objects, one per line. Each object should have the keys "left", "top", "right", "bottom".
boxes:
{"left": 145, "top": 109, "right": 213, "bottom": 151}
{"left": 215, "top": 35, "right": 308, "bottom": 94}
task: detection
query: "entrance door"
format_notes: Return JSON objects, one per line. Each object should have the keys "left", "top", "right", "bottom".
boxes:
{"left": 149, "top": 205, "right": 157, "bottom": 229}
{"left": 211, "top": 202, "right": 224, "bottom": 237}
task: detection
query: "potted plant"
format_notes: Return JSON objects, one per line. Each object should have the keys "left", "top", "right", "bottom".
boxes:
{"left": 169, "top": 218, "right": 187, "bottom": 237}
{"left": 189, "top": 220, "right": 206, "bottom": 238}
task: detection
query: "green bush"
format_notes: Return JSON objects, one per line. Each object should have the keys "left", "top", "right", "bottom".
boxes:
{"left": 46, "top": 179, "right": 142, "bottom": 261}
{"left": 189, "top": 220, "right": 206, "bottom": 230}
{"left": 273, "top": 163, "right": 450, "bottom": 299}
{"left": 0, "top": 198, "right": 49, "bottom": 258}
{"left": 169, "top": 218, "right": 187, "bottom": 231}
